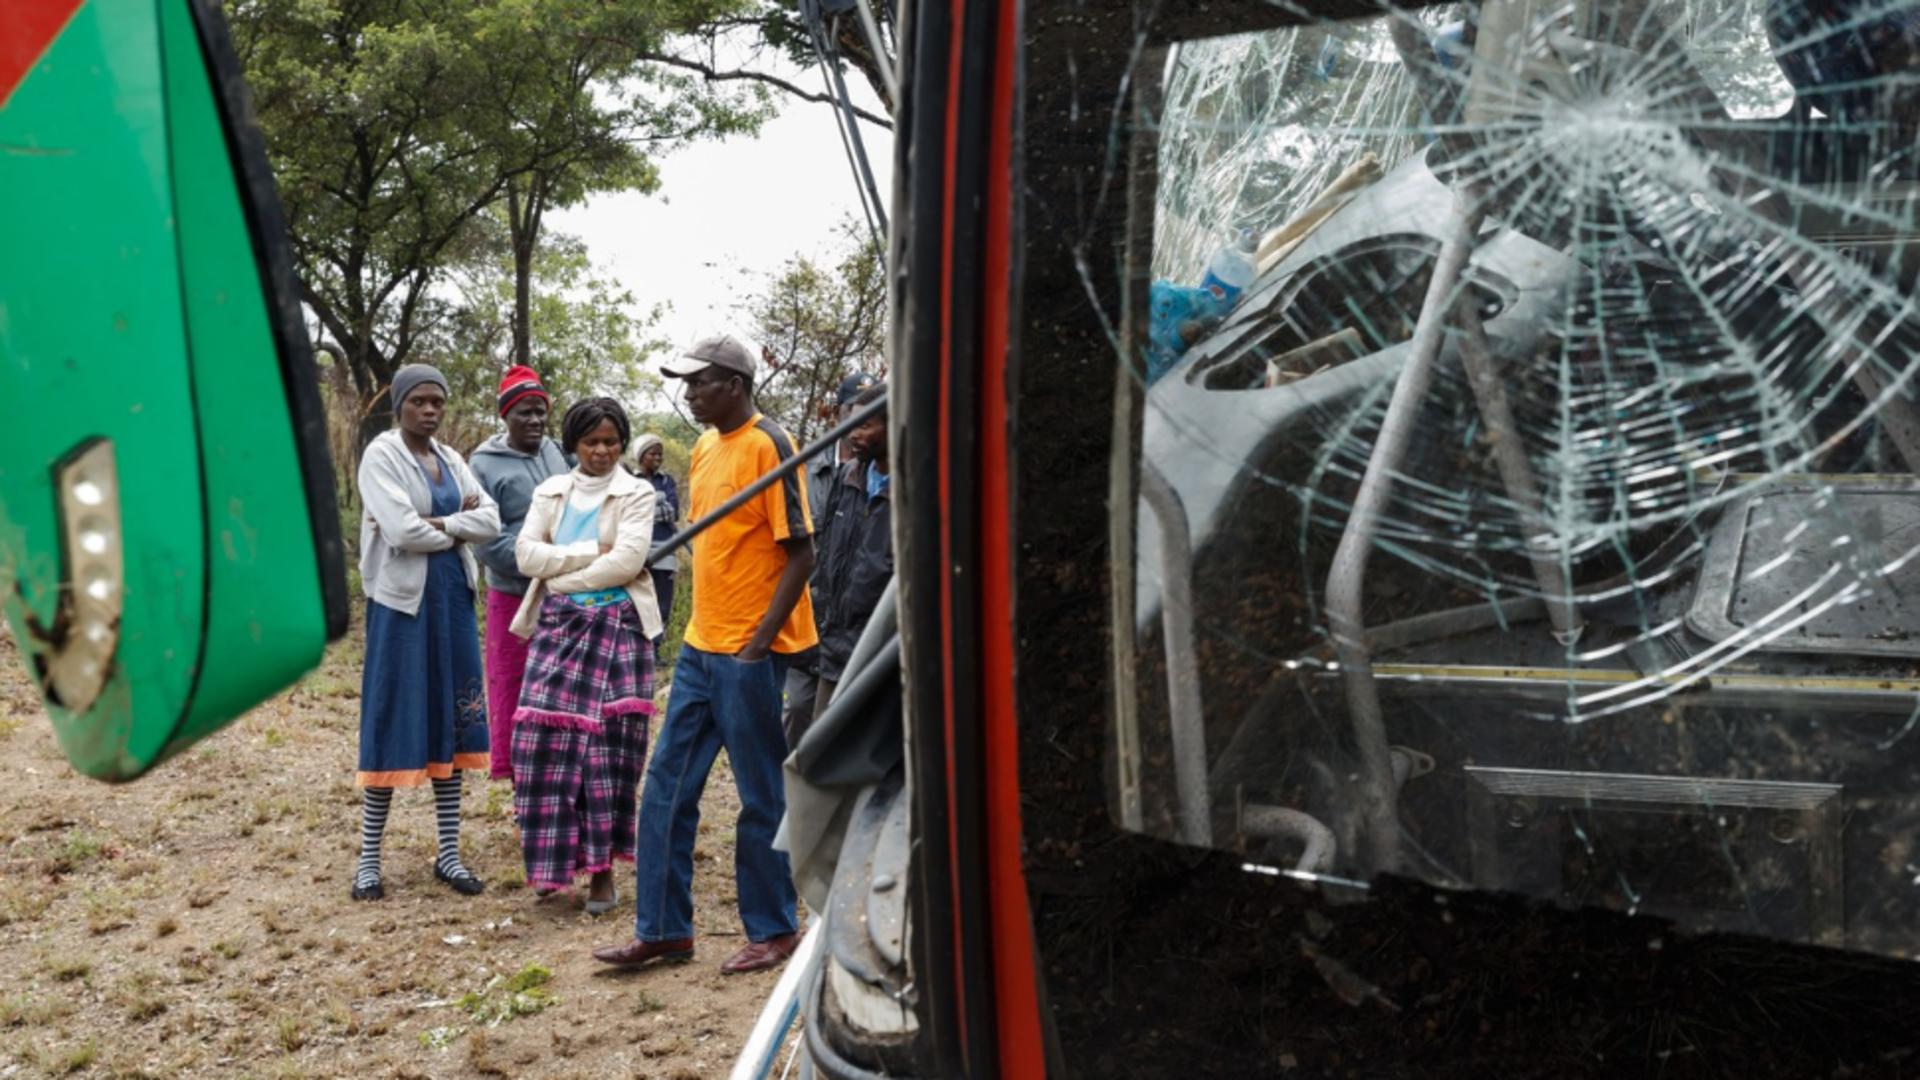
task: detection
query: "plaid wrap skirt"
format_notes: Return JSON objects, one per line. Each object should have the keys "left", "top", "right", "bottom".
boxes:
{"left": 511, "top": 595, "right": 655, "bottom": 891}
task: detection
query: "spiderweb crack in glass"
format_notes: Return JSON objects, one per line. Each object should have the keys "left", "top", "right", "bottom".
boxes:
{"left": 1114, "top": 0, "right": 1920, "bottom": 958}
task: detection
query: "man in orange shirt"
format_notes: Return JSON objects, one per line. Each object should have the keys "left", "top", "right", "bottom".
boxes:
{"left": 593, "top": 334, "right": 817, "bottom": 975}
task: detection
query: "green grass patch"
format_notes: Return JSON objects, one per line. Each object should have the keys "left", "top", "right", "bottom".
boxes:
{"left": 457, "top": 964, "right": 556, "bottom": 1027}
{"left": 0, "top": 880, "right": 52, "bottom": 927}
{"left": 58, "top": 830, "right": 105, "bottom": 866}
{"left": 482, "top": 782, "right": 513, "bottom": 822}
{"left": 57, "top": 1040, "right": 97, "bottom": 1074}
{"left": 275, "top": 1014, "right": 306, "bottom": 1053}
{"left": 414, "top": 964, "right": 559, "bottom": 1050}
{"left": 0, "top": 994, "right": 74, "bottom": 1028}
{"left": 47, "top": 956, "right": 90, "bottom": 982}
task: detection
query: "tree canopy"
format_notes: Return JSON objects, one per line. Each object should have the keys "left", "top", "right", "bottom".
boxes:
{"left": 230, "top": 0, "right": 772, "bottom": 442}
{"left": 747, "top": 219, "right": 887, "bottom": 447}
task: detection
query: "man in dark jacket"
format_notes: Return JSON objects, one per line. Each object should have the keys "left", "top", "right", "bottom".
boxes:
{"left": 783, "top": 370, "right": 877, "bottom": 744}
{"left": 802, "top": 381, "right": 891, "bottom": 741}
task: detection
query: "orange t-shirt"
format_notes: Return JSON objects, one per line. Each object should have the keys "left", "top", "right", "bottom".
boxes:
{"left": 683, "top": 415, "right": 819, "bottom": 655}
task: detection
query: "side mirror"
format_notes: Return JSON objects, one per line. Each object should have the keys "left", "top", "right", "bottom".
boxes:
{"left": 0, "top": 0, "right": 349, "bottom": 779}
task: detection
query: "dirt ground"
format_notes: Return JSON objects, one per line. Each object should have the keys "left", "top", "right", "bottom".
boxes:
{"left": 0, "top": 619, "right": 796, "bottom": 1078}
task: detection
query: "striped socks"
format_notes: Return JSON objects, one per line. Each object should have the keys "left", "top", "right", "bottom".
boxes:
{"left": 432, "top": 775, "right": 479, "bottom": 887}
{"left": 353, "top": 779, "right": 482, "bottom": 896}
{"left": 355, "top": 787, "right": 392, "bottom": 891}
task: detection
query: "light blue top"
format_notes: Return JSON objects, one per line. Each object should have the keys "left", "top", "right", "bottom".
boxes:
{"left": 555, "top": 500, "right": 628, "bottom": 606}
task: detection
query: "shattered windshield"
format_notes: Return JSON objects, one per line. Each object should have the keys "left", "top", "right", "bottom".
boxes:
{"left": 1118, "top": 0, "right": 1920, "bottom": 957}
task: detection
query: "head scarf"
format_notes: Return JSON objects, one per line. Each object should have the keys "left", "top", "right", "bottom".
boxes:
{"left": 630, "top": 432, "right": 664, "bottom": 472}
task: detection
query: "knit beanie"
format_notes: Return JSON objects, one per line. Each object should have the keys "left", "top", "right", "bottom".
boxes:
{"left": 390, "top": 364, "right": 449, "bottom": 410}
{"left": 498, "top": 365, "right": 550, "bottom": 417}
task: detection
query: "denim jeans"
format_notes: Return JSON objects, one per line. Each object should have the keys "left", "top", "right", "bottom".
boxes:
{"left": 633, "top": 645, "right": 798, "bottom": 943}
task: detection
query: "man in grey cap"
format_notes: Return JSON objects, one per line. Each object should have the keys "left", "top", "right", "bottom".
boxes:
{"left": 595, "top": 333, "right": 818, "bottom": 976}
{"left": 784, "top": 369, "right": 878, "bottom": 744}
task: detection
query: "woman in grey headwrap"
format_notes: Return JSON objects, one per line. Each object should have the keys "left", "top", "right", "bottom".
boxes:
{"left": 351, "top": 364, "right": 501, "bottom": 900}
{"left": 629, "top": 432, "right": 680, "bottom": 643}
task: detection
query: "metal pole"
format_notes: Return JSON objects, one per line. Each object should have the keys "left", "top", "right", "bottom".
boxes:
{"left": 1139, "top": 463, "right": 1212, "bottom": 848}
{"left": 1323, "top": 196, "right": 1479, "bottom": 876}
{"left": 1456, "top": 301, "right": 1582, "bottom": 643}
{"left": 1323, "top": 0, "right": 1541, "bottom": 876}
{"left": 727, "top": 920, "right": 825, "bottom": 1080}
{"left": 821, "top": 17, "right": 890, "bottom": 237}
{"left": 801, "top": 0, "right": 890, "bottom": 242}
{"left": 852, "top": 0, "right": 899, "bottom": 105}
{"left": 647, "top": 396, "right": 886, "bottom": 568}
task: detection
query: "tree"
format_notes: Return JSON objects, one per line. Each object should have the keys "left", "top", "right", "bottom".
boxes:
{"left": 233, "top": 0, "right": 513, "bottom": 442}
{"left": 747, "top": 219, "right": 888, "bottom": 446}
{"left": 594, "top": 0, "right": 897, "bottom": 126}
{"left": 434, "top": 231, "right": 670, "bottom": 452}
{"left": 472, "top": 0, "right": 774, "bottom": 367}
{"left": 230, "top": 0, "right": 770, "bottom": 445}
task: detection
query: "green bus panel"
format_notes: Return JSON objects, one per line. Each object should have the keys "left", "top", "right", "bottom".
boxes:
{"left": 0, "top": 0, "right": 348, "bottom": 779}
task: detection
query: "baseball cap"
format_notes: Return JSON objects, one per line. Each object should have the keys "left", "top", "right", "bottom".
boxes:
{"left": 662, "top": 334, "right": 758, "bottom": 380}
{"left": 834, "top": 371, "right": 877, "bottom": 406}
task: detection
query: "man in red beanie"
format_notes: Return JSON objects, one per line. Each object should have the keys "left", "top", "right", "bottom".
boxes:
{"left": 470, "top": 365, "right": 570, "bottom": 783}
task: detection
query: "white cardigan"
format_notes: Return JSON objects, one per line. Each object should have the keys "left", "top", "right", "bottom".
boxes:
{"left": 357, "top": 431, "right": 500, "bottom": 616}
{"left": 511, "top": 468, "right": 662, "bottom": 640}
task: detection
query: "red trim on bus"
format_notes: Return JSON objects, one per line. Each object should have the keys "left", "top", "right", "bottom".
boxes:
{"left": 0, "top": 0, "right": 85, "bottom": 108}
{"left": 938, "top": 0, "right": 971, "bottom": 1054}
{"left": 980, "top": 0, "right": 1044, "bottom": 1071}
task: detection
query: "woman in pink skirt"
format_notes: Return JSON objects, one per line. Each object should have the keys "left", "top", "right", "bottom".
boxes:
{"left": 469, "top": 366, "right": 570, "bottom": 783}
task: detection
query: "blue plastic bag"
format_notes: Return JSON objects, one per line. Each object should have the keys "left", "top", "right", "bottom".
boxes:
{"left": 1146, "top": 280, "right": 1231, "bottom": 384}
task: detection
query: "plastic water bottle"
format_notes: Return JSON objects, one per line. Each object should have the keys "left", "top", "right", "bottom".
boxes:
{"left": 1199, "top": 228, "right": 1258, "bottom": 307}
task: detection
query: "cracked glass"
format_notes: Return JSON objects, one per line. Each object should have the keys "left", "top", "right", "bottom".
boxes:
{"left": 1117, "top": 0, "right": 1920, "bottom": 957}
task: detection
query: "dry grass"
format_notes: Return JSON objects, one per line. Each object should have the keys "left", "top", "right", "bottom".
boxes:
{"left": 0, "top": 617, "right": 784, "bottom": 1077}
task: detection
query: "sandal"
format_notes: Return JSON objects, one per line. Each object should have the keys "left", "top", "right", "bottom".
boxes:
{"left": 584, "top": 880, "right": 619, "bottom": 916}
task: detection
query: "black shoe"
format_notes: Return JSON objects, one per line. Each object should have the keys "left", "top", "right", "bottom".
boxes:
{"left": 435, "top": 864, "right": 485, "bottom": 896}
{"left": 351, "top": 877, "right": 384, "bottom": 901}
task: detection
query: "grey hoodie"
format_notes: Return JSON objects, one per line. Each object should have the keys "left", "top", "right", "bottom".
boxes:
{"left": 470, "top": 433, "right": 570, "bottom": 595}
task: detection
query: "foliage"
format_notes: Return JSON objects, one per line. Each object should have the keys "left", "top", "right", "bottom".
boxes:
{"left": 422, "top": 963, "right": 556, "bottom": 1047}
{"left": 475, "top": 0, "right": 774, "bottom": 365}
{"left": 655, "top": 552, "right": 695, "bottom": 673}
{"left": 434, "top": 232, "right": 670, "bottom": 453}
{"left": 746, "top": 219, "right": 888, "bottom": 446}
{"left": 230, "top": 0, "right": 772, "bottom": 442}
{"left": 457, "top": 964, "right": 556, "bottom": 1027}
{"left": 666, "top": 0, "right": 898, "bottom": 119}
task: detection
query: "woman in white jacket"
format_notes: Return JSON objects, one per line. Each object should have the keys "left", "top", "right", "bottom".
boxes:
{"left": 509, "top": 398, "right": 662, "bottom": 913}
{"left": 352, "top": 365, "right": 501, "bottom": 901}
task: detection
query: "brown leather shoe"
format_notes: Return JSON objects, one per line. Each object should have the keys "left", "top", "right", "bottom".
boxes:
{"left": 592, "top": 937, "right": 694, "bottom": 968}
{"left": 720, "top": 933, "right": 799, "bottom": 975}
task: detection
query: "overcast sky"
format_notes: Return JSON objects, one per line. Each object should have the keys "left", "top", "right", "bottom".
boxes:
{"left": 548, "top": 71, "right": 894, "bottom": 391}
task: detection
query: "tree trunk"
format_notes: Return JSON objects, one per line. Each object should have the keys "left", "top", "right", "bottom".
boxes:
{"left": 507, "top": 174, "right": 547, "bottom": 369}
